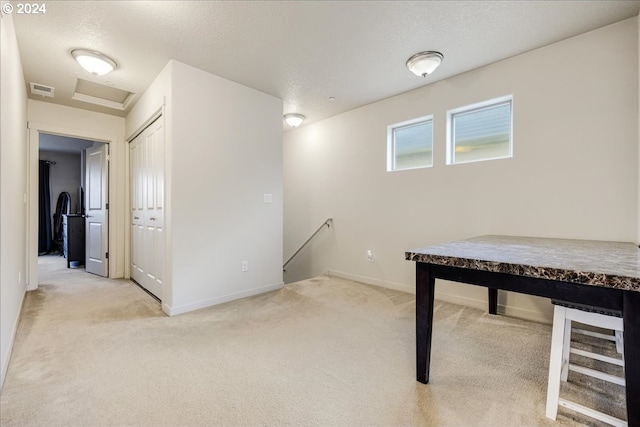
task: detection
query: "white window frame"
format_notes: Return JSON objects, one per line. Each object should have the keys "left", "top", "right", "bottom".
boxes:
{"left": 446, "top": 95, "right": 513, "bottom": 165}
{"left": 387, "top": 115, "right": 434, "bottom": 172}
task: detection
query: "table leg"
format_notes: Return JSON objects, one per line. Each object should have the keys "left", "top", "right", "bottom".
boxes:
{"left": 623, "top": 291, "right": 640, "bottom": 425}
{"left": 416, "top": 263, "right": 435, "bottom": 384}
{"left": 488, "top": 288, "right": 498, "bottom": 315}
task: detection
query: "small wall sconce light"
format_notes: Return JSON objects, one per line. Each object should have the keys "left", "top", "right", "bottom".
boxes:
{"left": 71, "top": 49, "right": 118, "bottom": 76}
{"left": 283, "top": 113, "right": 305, "bottom": 127}
{"left": 406, "top": 51, "right": 444, "bottom": 77}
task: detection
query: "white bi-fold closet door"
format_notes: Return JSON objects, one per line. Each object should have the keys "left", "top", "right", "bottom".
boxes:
{"left": 130, "top": 115, "right": 164, "bottom": 300}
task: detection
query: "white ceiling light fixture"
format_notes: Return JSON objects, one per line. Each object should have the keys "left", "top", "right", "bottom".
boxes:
{"left": 406, "top": 51, "right": 444, "bottom": 77}
{"left": 284, "top": 113, "right": 305, "bottom": 128}
{"left": 71, "top": 49, "right": 118, "bottom": 76}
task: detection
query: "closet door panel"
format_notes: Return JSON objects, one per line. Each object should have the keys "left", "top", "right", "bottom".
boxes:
{"left": 129, "top": 115, "right": 164, "bottom": 300}
{"left": 130, "top": 128, "right": 147, "bottom": 288}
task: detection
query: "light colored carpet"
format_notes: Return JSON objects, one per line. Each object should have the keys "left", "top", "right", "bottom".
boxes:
{"left": 0, "top": 255, "right": 625, "bottom": 426}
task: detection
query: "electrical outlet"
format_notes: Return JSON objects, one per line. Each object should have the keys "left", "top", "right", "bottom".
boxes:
{"left": 263, "top": 193, "right": 273, "bottom": 204}
{"left": 367, "top": 250, "right": 374, "bottom": 262}
{"left": 241, "top": 260, "right": 249, "bottom": 272}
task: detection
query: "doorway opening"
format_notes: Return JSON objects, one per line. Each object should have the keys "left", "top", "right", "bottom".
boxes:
{"left": 36, "top": 133, "right": 109, "bottom": 280}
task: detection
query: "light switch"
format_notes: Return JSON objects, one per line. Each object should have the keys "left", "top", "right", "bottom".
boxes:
{"left": 264, "top": 193, "right": 273, "bottom": 204}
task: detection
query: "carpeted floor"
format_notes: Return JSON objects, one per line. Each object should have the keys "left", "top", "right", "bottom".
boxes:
{"left": 0, "top": 255, "right": 626, "bottom": 426}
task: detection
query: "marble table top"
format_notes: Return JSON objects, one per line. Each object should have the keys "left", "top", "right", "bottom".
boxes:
{"left": 406, "top": 235, "right": 640, "bottom": 291}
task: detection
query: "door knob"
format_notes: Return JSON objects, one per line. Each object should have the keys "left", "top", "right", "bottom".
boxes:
{"left": 150, "top": 217, "right": 156, "bottom": 221}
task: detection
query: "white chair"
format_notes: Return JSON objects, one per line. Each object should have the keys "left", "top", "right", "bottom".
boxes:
{"left": 546, "top": 301, "right": 626, "bottom": 427}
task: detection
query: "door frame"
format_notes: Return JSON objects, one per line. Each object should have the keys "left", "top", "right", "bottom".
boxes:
{"left": 27, "top": 122, "right": 118, "bottom": 290}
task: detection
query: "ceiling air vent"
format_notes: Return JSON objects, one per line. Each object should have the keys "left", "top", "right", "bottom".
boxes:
{"left": 30, "top": 82, "right": 55, "bottom": 98}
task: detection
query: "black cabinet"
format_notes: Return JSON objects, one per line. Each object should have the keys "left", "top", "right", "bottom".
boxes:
{"left": 63, "top": 214, "right": 85, "bottom": 268}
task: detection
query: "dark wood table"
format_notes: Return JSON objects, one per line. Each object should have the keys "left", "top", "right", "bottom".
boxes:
{"left": 406, "top": 235, "right": 640, "bottom": 425}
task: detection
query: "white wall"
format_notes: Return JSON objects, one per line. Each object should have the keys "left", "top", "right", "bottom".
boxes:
{"left": 284, "top": 18, "right": 638, "bottom": 324}
{"left": 168, "top": 61, "right": 283, "bottom": 314}
{"left": 126, "top": 60, "right": 283, "bottom": 315}
{"left": 125, "top": 61, "right": 172, "bottom": 139}
{"left": 1, "top": 13, "right": 28, "bottom": 389}
{"left": 28, "top": 101, "right": 126, "bottom": 279}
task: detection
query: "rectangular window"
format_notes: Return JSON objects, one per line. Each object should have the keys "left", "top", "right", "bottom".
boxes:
{"left": 447, "top": 96, "right": 512, "bottom": 165}
{"left": 387, "top": 116, "right": 433, "bottom": 171}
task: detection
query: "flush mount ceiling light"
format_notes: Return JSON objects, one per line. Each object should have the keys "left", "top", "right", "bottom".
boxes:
{"left": 406, "top": 51, "right": 444, "bottom": 77}
{"left": 283, "top": 113, "right": 305, "bottom": 127}
{"left": 71, "top": 49, "right": 117, "bottom": 76}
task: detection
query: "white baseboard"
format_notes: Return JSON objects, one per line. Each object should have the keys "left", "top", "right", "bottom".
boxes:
{"left": 1, "top": 284, "right": 27, "bottom": 390}
{"left": 326, "top": 270, "right": 415, "bottom": 294}
{"left": 325, "top": 270, "right": 551, "bottom": 324}
{"left": 501, "top": 303, "right": 552, "bottom": 324}
{"left": 433, "top": 291, "right": 488, "bottom": 312}
{"left": 163, "top": 281, "right": 285, "bottom": 316}
{"left": 434, "top": 291, "right": 551, "bottom": 324}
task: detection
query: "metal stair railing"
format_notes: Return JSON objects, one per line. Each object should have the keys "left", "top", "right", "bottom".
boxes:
{"left": 283, "top": 218, "right": 333, "bottom": 272}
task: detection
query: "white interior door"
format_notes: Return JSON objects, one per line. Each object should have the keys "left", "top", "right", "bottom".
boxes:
{"left": 130, "top": 116, "right": 164, "bottom": 299}
{"left": 85, "top": 143, "right": 109, "bottom": 277}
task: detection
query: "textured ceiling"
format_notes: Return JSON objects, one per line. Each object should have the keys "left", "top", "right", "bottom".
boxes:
{"left": 10, "top": 1, "right": 640, "bottom": 129}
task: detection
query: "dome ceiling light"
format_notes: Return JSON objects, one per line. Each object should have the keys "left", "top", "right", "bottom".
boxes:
{"left": 71, "top": 49, "right": 118, "bottom": 76}
{"left": 283, "top": 113, "right": 305, "bottom": 128}
{"left": 406, "top": 51, "right": 444, "bottom": 77}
